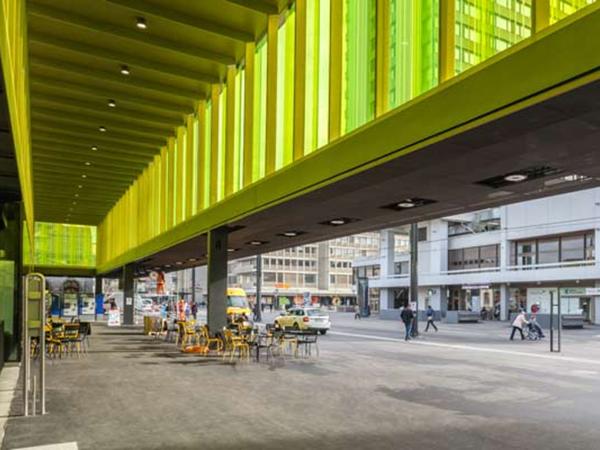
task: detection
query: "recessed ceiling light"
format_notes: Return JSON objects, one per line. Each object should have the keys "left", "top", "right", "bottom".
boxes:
{"left": 72, "top": 201, "right": 77, "bottom": 205}
{"left": 74, "top": 193, "right": 79, "bottom": 197}
{"left": 99, "top": 126, "right": 107, "bottom": 132}
{"left": 136, "top": 17, "right": 147, "bottom": 29}
{"left": 227, "top": 248, "right": 238, "bottom": 253}
{"left": 78, "top": 184, "right": 83, "bottom": 188}
{"left": 91, "top": 146, "right": 98, "bottom": 151}
{"left": 120, "top": 65, "right": 130, "bottom": 75}
{"left": 248, "top": 240, "right": 267, "bottom": 246}
{"left": 85, "top": 162, "right": 91, "bottom": 166}
{"left": 329, "top": 218, "right": 347, "bottom": 226}
{"left": 81, "top": 174, "right": 87, "bottom": 178}
{"left": 175, "top": 261, "right": 183, "bottom": 265}
{"left": 108, "top": 99, "right": 116, "bottom": 108}
{"left": 188, "top": 258, "right": 197, "bottom": 262}
{"left": 321, "top": 218, "right": 356, "bottom": 226}
{"left": 382, "top": 198, "right": 436, "bottom": 211}
{"left": 504, "top": 174, "right": 528, "bottom": 182}
{"left": 164, "top": 264, "right": 171, "bottom": 268}
{"left": 281, "top": 231, "right": 301, "bottom": 237}
{"left": 397, "top": 201, "right": 416, "bottom": 208}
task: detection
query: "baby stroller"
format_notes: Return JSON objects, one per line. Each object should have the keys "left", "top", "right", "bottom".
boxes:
{"left": 526, "top": 320, "right": 544, "bottom": 340}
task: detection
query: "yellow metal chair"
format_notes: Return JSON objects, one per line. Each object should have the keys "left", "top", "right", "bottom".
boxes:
{"left": 198, "top": 325, "right": 223, "bottom": 354}
{"left": 179, "top": 321, "right": 199, "bottom": 350}
{"left": 222, "top": 329, "right": 250, "bottom": 362}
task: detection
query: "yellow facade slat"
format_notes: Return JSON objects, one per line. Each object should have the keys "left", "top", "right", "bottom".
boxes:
{"left": 159, "top": 147, "right": 167, "bottom": 233}
{"left": 225, "top": 65, "right": 236, "bottom": 196}
{"left": 375, "top": 0, "right": 390, "bottom": 117}
{"left": 439, "top": 0, "right": 456, "bottom": 83}
{"left": 243, "top": 42, "right": 255, "bottom": 187}
{"left": 328, "top": 0, "right": 343, "bottom": 141}
{"left": 0, "top": 0, "right": 34, "bottom": 243}
{"left": 176, "top": 126, "right": 185, "bottom": 224}
{"left": 167, "top": 137, "right": 175, "bottom": 229}
{"left": 534, "top": 0, "right": 551, "bottom": 32}
{"left": 265, "top": 14, "right": 279, "bottom": 175}
{"left": 293, "top": 0, "right": 307, "bottom": 160}
{"left": 210, "top": 85, "right": 220, "bottom": 205}
{"left": 185, "top": 115, "right": 194, "bottom": 219}
{"left": 196, "top": 100, "right": 207, "bottom": 211}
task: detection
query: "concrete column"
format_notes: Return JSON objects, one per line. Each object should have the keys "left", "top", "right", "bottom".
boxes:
{"left": 379, "top": 288, "right": 391, "bottom": 310}
{"left": 439, "top": 286, "right": 448, "bottom": 318}
{"left": 594, "top": 281, "right": 600, "bottom": 325}
{"left": 317, "top": 242, "right": 330, "bottom": 291}
{"left": 122, "top": 264, "right": 135, "bottom": 325}
{"left": 500, "top": 283, "right": 509, "bottom": 321}
{"left": 207, "top": 227, "right": 228, "bottom": 335}
{"left": 499, "top": 206, "right": 509, "bottom": 271}
{"left": 379, "top": 230, "right": 395, "bottom": 278}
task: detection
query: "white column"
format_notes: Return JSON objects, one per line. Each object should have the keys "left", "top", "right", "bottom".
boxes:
{"left": 379, "top": 230, "right": 395, "bottom": 278}
{"left": 379, "top": 288, "right": 392, "bottom": 310}
{"left": 500, "top": 283, "right": 509, "bottom": 321}
{"left": 594, "top": 281, "right": 600, "bottom": 325}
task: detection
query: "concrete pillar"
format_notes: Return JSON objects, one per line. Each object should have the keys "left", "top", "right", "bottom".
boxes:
{"left": 439, "top": 286, "right": 448, "bottom": 318}
{"left": 122, "top": 264, "right": 135, "bottom": 325}
{"left": 317, "top": 242, "right": 329, "bottom": 291}
{"left": 499, "top": 206, "right": 509, "bottom": 270}
{"left": 379, "top": 288, "right": 391, "bottom": 310}
{"left": 207, "top": 227, "right": 228, "bottom": 335}
{"left": 500, "top": 283, "right": 509, "bottom": 321}
{"left": 594, "top": 281, "right": 600, "bottom": 325}
{"left": 379, "top": 230, "right": 395, "bottom": 278}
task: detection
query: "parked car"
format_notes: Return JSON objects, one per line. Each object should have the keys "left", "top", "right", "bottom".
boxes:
{"left": 274, "top": 307, "right": 331, "bottom": 335}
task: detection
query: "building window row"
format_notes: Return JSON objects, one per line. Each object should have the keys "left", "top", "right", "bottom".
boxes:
{"left": 511, "top": 231, "right": 594, "bottom": 266}
{"left": 448, "top": 245, "right": 499, "bottom": 271}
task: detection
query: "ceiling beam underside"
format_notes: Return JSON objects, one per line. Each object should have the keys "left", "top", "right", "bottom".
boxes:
{"left": 31, "top": 125, "right": 163, "bottom": 150}
{"left": 28, "top": 2, "right": 235, "bottom": 66}
{"left": 105, "top": 0, "right": 254, "bottom": 42}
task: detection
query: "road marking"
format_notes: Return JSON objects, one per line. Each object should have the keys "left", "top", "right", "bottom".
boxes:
{"left": 329, "top": 331, "right": 600, "bottom": 366}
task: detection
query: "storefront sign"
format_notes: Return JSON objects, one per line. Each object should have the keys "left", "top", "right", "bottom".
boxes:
{"left": 107, "top": 309, "right": 121, "bottom": 327}
{"left": 462, "top": 285, "right": 489, "bottom": 290}
{"left": 560, "top": 287, "right": 600, "bottom": 297}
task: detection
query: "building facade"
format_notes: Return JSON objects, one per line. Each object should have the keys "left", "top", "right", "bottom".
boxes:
{"left": 229, "top": 234, "right": 379, "bottom": 308}
{"left": 354, "top": 187, "right": 600, "bottom": 325}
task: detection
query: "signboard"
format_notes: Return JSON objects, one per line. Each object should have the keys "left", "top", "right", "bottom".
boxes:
{"left": 303, "top": 291, "right": 311, "bottom": 306}
{"left": 560, "top": 287, "right": 600, "bottom": 297}
{"left": 125, "top": 297, "right": 133, "bottom": 306}
{"left": 107, "top": 309, "right": 121, "bottom": 327}
{"left": 462, "top": 285, "right": 489, "bottom": 290}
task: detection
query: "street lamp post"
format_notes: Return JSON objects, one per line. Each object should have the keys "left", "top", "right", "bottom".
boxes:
{"left": 410, "top": 223, "right": 419, "bottom": 337}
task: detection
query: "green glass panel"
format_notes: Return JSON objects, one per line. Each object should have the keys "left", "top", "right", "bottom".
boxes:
{"left": 173, "top": 137, "right": 178, "bottom": 224}
{"left": 455, "top": 0, "right": 532, "bottom": 75}
{"left": 218, "top": 87, "right": 226, "bottom": 202}
{"left": 203, "top": 102, "right": 212, "bottom": 208}
{"left": 24, "top": 222, "right": 96, "bottom": 267}
{"left": 305, "top": 0, "right": 331, "bottom": 154}
{"left": 276, "top": 8, "right": 295, "bottom": 170}
{"left": 192, "top": 116, "right": 199, "bottom": 215}
{"left": 234, "top": 68, "right": 244, "bottom": 191}
{"left": 389, "top": 0, "right": 439, "bottom": 109}
{"left": 253, "top": 39, "right": 268, "bottom": 182}
{"left": 550, "top": 0, "right": 596, "bottom": 23}
{"left": 343, "top": 0, "right": 376, "bottom": 134}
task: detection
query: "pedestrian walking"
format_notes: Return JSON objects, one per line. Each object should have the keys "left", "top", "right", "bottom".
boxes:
{"left": 354, "top": 304, "right": 361, "bottom": 320}
{"left": 424, "top": 305, "right": 438, "bottom": 332}
{"left": 400, "top": 304, "right": 415, "bottom": 341}
{"left": 191, "top": 300, "right": 198, "bottom": 320}
{"left": 510, "top": 309, "right": 529, "bottom": 340}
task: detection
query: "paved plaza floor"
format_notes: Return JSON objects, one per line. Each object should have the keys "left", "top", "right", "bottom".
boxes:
{"left": 3, "top": 314, "right": 600, "bottom": 449}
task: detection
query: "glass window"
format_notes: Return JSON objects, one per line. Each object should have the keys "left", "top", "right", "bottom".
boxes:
{"left": 463, "top": 247, "right": 479, "bottom": 269}
{"left": 342, "top": 0, "right": 376, "bottom": 134}
{"left": 561, "top": 234, "right": 584, "bottom": 262}
{"left": 388, "top": 0, "right": 439, "bottom": 109}
{"left": 585, "top": 231, "right": 595, "bottom": 260}
{"left": 418, "top": 227, "right": 427, "bottom": 241}
{"left": 304, "top": 274, "right": 316, "bottom": 284}
{"left": 479, "top": 245, "right": 498, "bottom": 268}
{"left": 448, "top": 249, "right": 464, "bottom": 271}
{"left": 516, "top": 240, "right": 536, "bottom": 266}
{"left": 455, "top": 0, "right": 532, "bottom": 74}
{"left": 550, "top": 0, "right": 597, "bottom": 24}
{"left": 538, "top": 238, "right": 559, "bottom": 265}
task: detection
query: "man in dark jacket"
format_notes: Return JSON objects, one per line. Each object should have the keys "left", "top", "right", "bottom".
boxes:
{"left": 400, "top": 304, "right": 415, "bottom": 341}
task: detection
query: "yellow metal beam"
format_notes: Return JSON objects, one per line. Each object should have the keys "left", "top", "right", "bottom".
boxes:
{"left": 196, "top": 101, "right": 207, "bottom": 211}
{"left": 243, "top": 42, "right": 255, "bottom": 187}
{"left": 210, "top": 85, "right": 220, "bottom": 205}
{"left": 293, "top": 0, "right": 307, "bottom": 160}
{"left": 185, "top": 114, "right": 195, "bottom": 219}
{"left": 167, "top": 137, "right": 175, "bottom": 229}
{"left": 533, "top": 0, "right": 551, "bottom": 32}
{"left": 376, "top": 0, "right": 390, "bottom": 117}
{"left": 265, "top": 14, "right": 279, "bottom": 175}
{"left": 439, "top": 0, "right": 456, "bottom": 83}
{"left": 159, "top": 147, "right": 167, "bottom": 233}
{"left": 176, "top": 127, "right": 185, "bottom": 224}
{"left": 225, "top": 66, "right": 236, "bottom": 196}
{"left": 329, "top": 0, "right": 343, "bottom": 141}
